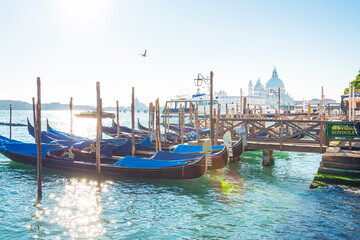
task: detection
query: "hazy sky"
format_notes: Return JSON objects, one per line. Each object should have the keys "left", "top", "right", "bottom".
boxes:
{"left": 0, "top": 0, "right": 359, "bottom": 107}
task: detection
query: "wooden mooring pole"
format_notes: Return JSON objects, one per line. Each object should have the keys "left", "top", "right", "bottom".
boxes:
{"left": 167, "top": 105, "right": 170, "bottom": 136}
{"left": 70, "top": 97, "right": 73, "bottom": 140}
{"left": 100, "top": 98, "right": 103, "bottom": 139}
{"left": 148, "top": 103, "right": 152, "bottom": 137}
{"left": 96, "top": 82, "right": 102, "bottom": 183}
{"left": 158, "top": 100, "right": 161, "bottom": 151}
{"left": 152, "top": 104, "right": 155, "bottom": 133}
{"left": 189, "top": 101, "right": 193, "bottom": 124}
{"left": 214, "top": 104, "right": 221, "bottom": 145}
{"left": 204, "top": 105, "right": 207, "bottom": 129}
{"left": 132, "top": 87, "right": 135, "bottom": 156}
{"left": 36, "top": 77, "right": 42, "bottom": 199}
{"left": 164, "top": 104, "right": 167, "bottom": 147}
{"left": 240, "top": 88, "right": 243, "bottom": 117}
{"left": 210, "top": 71, "right": 214, "bottom": 145}
{"left": 9, "top": 104, "right": 12, "bottom": 139}
{"left": 195, "top": 104, "right": 199, "bottom": 142}
{"left": 278, "top": 87, "right": 281, "bottom": 118}
{"left": 116, "top": 101, "right": 120, "bottom": 137}
{"left": 180, "top": 106, "right": 184, "bottom": 144}
{"left": 32, "top": 98, "right": 37, "bottom": 143}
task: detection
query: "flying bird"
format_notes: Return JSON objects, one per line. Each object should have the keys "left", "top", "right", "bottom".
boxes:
{"left": 140, "top": 50, "right": 147, "bottom": 57}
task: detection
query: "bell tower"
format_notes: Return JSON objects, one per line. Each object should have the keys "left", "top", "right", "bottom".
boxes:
{"left": 248, "top": 79, "right": 253, "bottom": 95}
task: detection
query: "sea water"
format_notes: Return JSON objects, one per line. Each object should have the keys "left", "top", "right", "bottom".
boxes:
{"left": 0, "top": 110, "right": 359, "bottom": 239}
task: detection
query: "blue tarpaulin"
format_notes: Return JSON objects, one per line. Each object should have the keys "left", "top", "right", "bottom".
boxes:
{"left": 112, "top": 156, "right": 187, "bottom": 168}
{"left": 150, "top": 151, "right": 202, "bottom": 160}
{"left": 0, "top": 141, "right": 64, "bottom": 157}
{"left": 172, "top": 144, "right": 224, "bottom": 153}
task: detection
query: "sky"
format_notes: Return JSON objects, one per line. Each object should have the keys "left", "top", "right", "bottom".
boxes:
{"left": 0, "top": 0, "right": 359, "bottom": 107}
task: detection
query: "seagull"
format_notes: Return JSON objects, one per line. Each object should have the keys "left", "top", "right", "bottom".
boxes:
{"left": 140, "top": 50, "right": 147, "bottom": 57}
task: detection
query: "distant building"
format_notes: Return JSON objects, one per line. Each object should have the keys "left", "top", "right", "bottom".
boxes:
{"left": 247, "top": 67, "right": 294, "bottom": 109}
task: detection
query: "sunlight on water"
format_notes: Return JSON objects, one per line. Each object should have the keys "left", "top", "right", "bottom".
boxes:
{"left": 206, "top": 168, "right": 246, "bottom": 203}
{"left": 0, "top": 111, "right": 359, "bottom": 239}
{"left": 50, "top": 179, "right": 107, "bottom": 239}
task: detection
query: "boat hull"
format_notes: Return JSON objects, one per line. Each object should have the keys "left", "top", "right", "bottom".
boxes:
{"left": 2, "top": 151, "right": 206, "bottom": 180}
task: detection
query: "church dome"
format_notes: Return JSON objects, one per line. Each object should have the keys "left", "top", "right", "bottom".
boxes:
{"left": 266, "top": 67, "right": 284, "bottom": 89}
{"left": 254, "top": 78, "right": 264, "bottom": 91}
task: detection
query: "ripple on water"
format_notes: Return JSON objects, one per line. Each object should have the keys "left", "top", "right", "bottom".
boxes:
{"left": 0, "top": 111, "right": 359, "bottom": 239}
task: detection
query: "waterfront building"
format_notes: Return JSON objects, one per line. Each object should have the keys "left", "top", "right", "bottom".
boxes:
{"left": 247, "top": 67, "right": 295, "bottom": 109}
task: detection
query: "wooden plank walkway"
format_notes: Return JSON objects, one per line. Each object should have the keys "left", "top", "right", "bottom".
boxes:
{"left": 246, "top": 141, "right": 326, "bottom": 153}
{"left": 216, "top": 117, "right": 355, "bottom": 154}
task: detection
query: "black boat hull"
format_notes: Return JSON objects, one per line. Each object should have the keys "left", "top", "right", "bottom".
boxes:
{"left": 2, "top": 151, "right": 206, "bottom": 180}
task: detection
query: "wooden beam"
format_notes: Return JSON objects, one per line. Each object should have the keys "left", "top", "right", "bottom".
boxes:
{"left": 131, "top": 87, "right": 135, "bottom": 156}
{"left": 36, "top": 77, "right": 42, "bottom": 199}
{"left": 70, "top": 97, "right": 73, "bottom": 140}
{"left": 116, "top": 100, "right": 120, "bottom": 137}
{"left": 9, "top": 104, "right": 12, "bottom": 139}
{"left": 215, "top": 104, "right": 221, "bottom": 145}
{"left": 96, "top": 82, "right": 101, "bottom": 183}
{"left": 195, "top": 104, "right": 199, "bottom": 142}
{"left": 210, "top": 71, "right": 214, "bottom": 145}
{"left": 32, "top": 97, "right": 37, "bottom": 143}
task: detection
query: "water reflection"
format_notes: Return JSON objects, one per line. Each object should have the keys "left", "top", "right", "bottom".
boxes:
{"left": 50, "top": 179, "right": 107, "bottom": 239}
{"left": 206, "top": 167, "right": 246, "bottom": 203}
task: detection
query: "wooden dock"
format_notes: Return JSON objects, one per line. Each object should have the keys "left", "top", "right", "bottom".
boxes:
{"left": 311, "top": 147, "right": 360, "bottom": 188}
{"left": 213, "top": 116, "right": 360, "bottom": 187}
{"left": 245, "top": 141, "right": 326, "bottom": 153}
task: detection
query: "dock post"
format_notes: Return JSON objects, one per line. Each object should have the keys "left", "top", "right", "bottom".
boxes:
{"left": 180, "top": 106, "right": 184, "bottom": 144}
{"left": 240, "top": 88, "right": 243, "bottom": 116}
{"left": 278, "top": 87, "right": 281, "bottom": 118}
{"left": 36, "top": 77, "right": 42, "bottom": 199}
{"left": 280, "top": 118, "right": 283, "bottom": 151}
{"left": 210, "top": 71, "right": 214, "bottom": 145}
{"left": 178, "top": 105, "right": 181, "bottom": 127}
{"left": 70, "top": 97, "right": 73, "bottom": 140}
{"left": 164, "top": 104, "right": 167, "bottom": 147}
{"left": 131, "top": 87, "right": 135, "bottom": 156}
{"left": 155, "top": 98, "right": 161, "bottom": 151}
{"left": 155, "top": 103, "right": 159, "bottom": 151}
{"left": 100, "top": 98, "right": 103, "bottom": 139}
{"left": 262, "top": 150, "right": 274, "bottom": 166}
{"left": 204, "top": 105, "right": 207, "bottom": 129}
{"left": 116, "top": 101, "right": 120, "bottom": 137}
{"left": 195, "top": 104, "right": 199, "bottom": 142}
{"left": 32, "top": 98, "right": 37, "bottom": 142}
{"left": 189, "top": 101, "right": 193, "bottom": 124}
{"left": 158, "top": 100, "right": 162, "bottom": 150}
{"left": 9, "top": 104, "right": 12, "bottom": 139}
{"left": 148, "top": 103, "right": 152, "bottom": 137}
{"left": 96, "top": 82, "right": 101, "bottom": 184}
{"left": 215, "top": 104, "right": 221, "bottom": 145}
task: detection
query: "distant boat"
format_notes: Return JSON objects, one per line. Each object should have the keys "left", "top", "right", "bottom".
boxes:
{"left": 74, "top": 109, "right": 115, "bottom": 119}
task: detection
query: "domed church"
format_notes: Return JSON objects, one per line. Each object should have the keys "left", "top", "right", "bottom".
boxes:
{"left": 248, "top": 67, "right": 294, "bottom": 109}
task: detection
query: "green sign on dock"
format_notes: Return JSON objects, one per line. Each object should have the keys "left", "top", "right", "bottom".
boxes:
{"left": 326, "top": 122, "right": 360, "bottom": 138}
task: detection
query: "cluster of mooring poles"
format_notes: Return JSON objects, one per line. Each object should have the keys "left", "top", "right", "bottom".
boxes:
{"left": 33, "top": 80, "right": 140, "bottom": 198}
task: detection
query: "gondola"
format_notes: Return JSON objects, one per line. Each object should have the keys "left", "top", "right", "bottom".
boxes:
{"left": 0, "top": 138, "right": 207, "bottom": 180}
{"left": 171, "top": 137, "right": 244, "bottom": 161}
{"left": 28, "top": 119, "right": 152, "bottom": 156}
{"left": 72, "top": 141, "right": 229, "bottom": 170}
{"left": 102, "top": 120, "right": 148, "bottom": 138}
{"left": 168, "top": 124, "right": 210, "bottom": 137}
{"left": 45, "top": 120, "right": 227, "bottom": 167}
{"left": 137, "top": 119, "right": 180, "bottom": 142}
